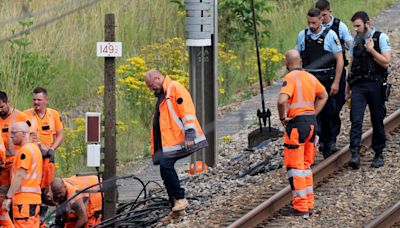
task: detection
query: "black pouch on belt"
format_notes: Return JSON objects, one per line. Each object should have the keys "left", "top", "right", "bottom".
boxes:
{"left": 382, "top": 82, "right": 392, "bottom": 101}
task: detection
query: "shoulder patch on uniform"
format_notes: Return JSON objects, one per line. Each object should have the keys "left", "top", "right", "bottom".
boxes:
{"left": 387, "top": 39, "right": 391, "bottom": 47}
{"left": 21, "top": 153, "right": 26, "bottom": 160}
{"left": 282, "top": 81, "right": 287, "bottom": 87}
{"left": 177, "top": 98, "right": 183, "bottom": 104}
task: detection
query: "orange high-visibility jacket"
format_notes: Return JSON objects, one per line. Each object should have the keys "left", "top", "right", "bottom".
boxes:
{"left": 150, "top": 76, "right": 207, "bottom": 158}
{"left": 280, "top": 69, "right": 326, "bottom": 118}
{"left": 0, "top": 136, "right": 5, "bottom": 168}
{"left": 0, "top": 109, "right": 31, "bottom": 167}
{"left": 63, "top": 175, "right": 102, "bottom": 227}
{"left": 23, "top": 108, "right": 63, "bottom": 147}
{"left": 12, "top": 143, "right": 43, "bottom": 205}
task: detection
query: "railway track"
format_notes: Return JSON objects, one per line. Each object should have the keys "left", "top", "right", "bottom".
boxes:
{"left": 227, "top": 108, "right": 400, "bottom": 227}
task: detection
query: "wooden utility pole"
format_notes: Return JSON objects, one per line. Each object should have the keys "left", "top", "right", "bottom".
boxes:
{"left": 103, "top": 13, "right": 117, "bottom": 219}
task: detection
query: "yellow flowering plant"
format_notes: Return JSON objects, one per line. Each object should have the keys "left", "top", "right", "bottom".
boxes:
{"left": 249, "top": 47, "right": 285, "bottom": 85}
{"left": 116, "top": 37, "right": 189, "bottom": 127}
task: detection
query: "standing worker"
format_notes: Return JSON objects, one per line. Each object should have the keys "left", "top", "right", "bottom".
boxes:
{"left": 278, "top": 50, "right": 328, "bottom": 216}
{"left": 145, "top": 70, "right": 208, "bottom": 218}
{"left": 0, "top": 91, "right": 31, "bottom": 188}
{"left": 315, "top": 0, "right": 353, "bottom": 152}
{"left": 24, "top": 87, "right": 64, "bottom": 215}
{"left": 2, "top": 122, "right": 43, "bottom": 227}
{"left": 0, "top": 186, "right": 13, "bottom": 227}
{"left": 296, "top": 8, "right": 344, "bottom": 159}
{"left": 346, "top": 11, "right": 391, "bottom": 169}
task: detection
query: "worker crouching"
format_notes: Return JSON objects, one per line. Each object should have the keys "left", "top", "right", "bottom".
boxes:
{"left": 50, "top": 175, "right": 102, "bottom": 228}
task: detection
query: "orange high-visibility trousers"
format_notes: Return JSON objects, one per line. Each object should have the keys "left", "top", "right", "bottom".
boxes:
{"left": 40, "top": 158, "right": 55, "bottom": 189}
{"left": 0, "top": 209, "right": 14, "bottom": 227}
{"left": 283, "top": 116, "right": 316, "bottom": 212}
{"left": 12, "top": 204, "right": 40, "bottom": 228}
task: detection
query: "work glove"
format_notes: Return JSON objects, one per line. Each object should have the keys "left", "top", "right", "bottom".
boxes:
{"left": 48, "top": 149, "right": 55, "bottom": 163}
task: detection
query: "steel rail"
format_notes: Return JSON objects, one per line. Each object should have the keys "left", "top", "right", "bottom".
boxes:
{"left": 228, "top": 108, "right": 400, "bottom": 228}
{"left": 364, "top": 200, "right": 400, "bottom": 228}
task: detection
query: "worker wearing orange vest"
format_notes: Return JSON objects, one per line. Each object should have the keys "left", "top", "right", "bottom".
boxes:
{"left": 0, "top": 135, "right": 6, "bottom": 170}
{"left": 277, "top": 50, "right": 328, "bottom": 216}
{"left": 24, "top": 87, "right": 64, "bottom": 192}
{"left": 0, "top": 186, "right": 13, "bottom": 227}
{"left": 0, "top": 139, "right": 10, "bottom": 228}
{"left": 145, "top": 70, "right": 208, "bottom": 216}
{"left": 0, "top": 91, "right": 32, "bottom": 188}
{"left": 2, "top": 122, "right": 42, "bottom": 227}
{"left": 50, "top": 176, "right": 102, "bottom": 228}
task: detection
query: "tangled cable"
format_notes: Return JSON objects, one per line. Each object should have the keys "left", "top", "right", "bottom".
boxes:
{"left": 44, "top": 174, "right": 171, "bottom": 227}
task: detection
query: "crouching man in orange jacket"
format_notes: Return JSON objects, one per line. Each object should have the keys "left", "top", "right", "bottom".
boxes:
{"left": 50, "top": 175, "right": 102, "bottom": 227}
{"left": 277, "top": 50, "right": 328, "bottom": 217}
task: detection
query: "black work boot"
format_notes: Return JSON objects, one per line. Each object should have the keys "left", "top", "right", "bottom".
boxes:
{"left": 331, "top": 142, "right": 337, "bottom": 152}
{"left": 322, "top": 142, "right": 332, "bottom": 159}
{"left": 348, "top": 147, "right": 360, "bottom": 169}
{"left": 371, "top": 149, "right": 384, "bottom": 168}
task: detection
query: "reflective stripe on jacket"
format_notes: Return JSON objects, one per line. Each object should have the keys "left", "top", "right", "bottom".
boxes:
{"left": 150, "top": 76, "right": 207, "bottom": 158}
{"left": 12, "top": 143, "right": 42, "bottom": 195}
{"left": 280, "top": 70, "right": 325, "bottom": 118}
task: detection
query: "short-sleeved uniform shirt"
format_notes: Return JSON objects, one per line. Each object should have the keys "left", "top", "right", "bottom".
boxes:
{"left": 12, "top": 143, "right": 42, "bottom": 204}
{"left": 324, "top": 15, "right": 353, "bottom": 46}
{"left": 0, "top": 109, "right": 31, "bottom": 166}
{"left": 296, "top": 25, "right": 343, "bottom": 54}
{"left": 280, "top": 70, "right": 326, "bottom": 118}
{"left": 24, "top": 108, "right": 63, "bottom": 147}
{"left": 350, "top": 27, "right": 391, "bottom": 57}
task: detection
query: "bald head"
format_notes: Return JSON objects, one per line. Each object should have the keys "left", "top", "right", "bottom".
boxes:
{"left": 13, "top": 122, "right": 29, "bottom": 133}
{"left": 11, "top": 122, "right": 30, "bottom": 146}
{"left": 51, "top": 178, "right": 67, "bottom": 204}
{"left": 145, "top": 69, "right": 165, "bottom": 92}
{"left": 285, "top": 49, "right": 302, "bottom": 70}
{"left": 51, "top": 178, "right": 64, "bottom": 190}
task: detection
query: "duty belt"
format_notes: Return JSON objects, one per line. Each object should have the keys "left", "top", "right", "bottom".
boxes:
{"left": 305, "top": 68, "right": 335, "bottom": 81}
{"left": 348, "top": 72, "right": 388, "bottom": 85}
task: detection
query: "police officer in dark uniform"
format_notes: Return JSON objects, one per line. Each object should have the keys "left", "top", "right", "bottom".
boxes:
{"left": 346, "top": 11, "right": 391, "bottom": 169}
{"left": 296, "top": 8, "right": 344, "bottom": 159}
{"left": 316, "top": 0, "right": 353, "bottom": 152}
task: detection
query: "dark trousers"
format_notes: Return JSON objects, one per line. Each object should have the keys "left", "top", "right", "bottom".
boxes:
{"left": 350, "top": 81, "right": 386, "bottom": 150}
{"left": 159, "top": 154, "right": 185, "bottom": 206}
{"left": 317, "top": 80, "right": 336, "bottom": 146}
{"left": 332, "top": 70, "right": 346, "bottom": 142}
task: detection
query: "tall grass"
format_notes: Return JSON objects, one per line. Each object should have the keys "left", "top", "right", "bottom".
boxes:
{"left": 261, "top": 0, "right": 397, "bottom": 50}
{"left": 0, "top": 0, "right": 184, "bottom": 109}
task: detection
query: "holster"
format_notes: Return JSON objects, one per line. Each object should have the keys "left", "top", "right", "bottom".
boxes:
{"left": 382, "top": 82, "right": 391, "bottom": 101}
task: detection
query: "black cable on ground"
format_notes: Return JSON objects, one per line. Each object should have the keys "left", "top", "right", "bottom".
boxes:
{"left": 43, "top": 174, "right": 175, "bottom": 227}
